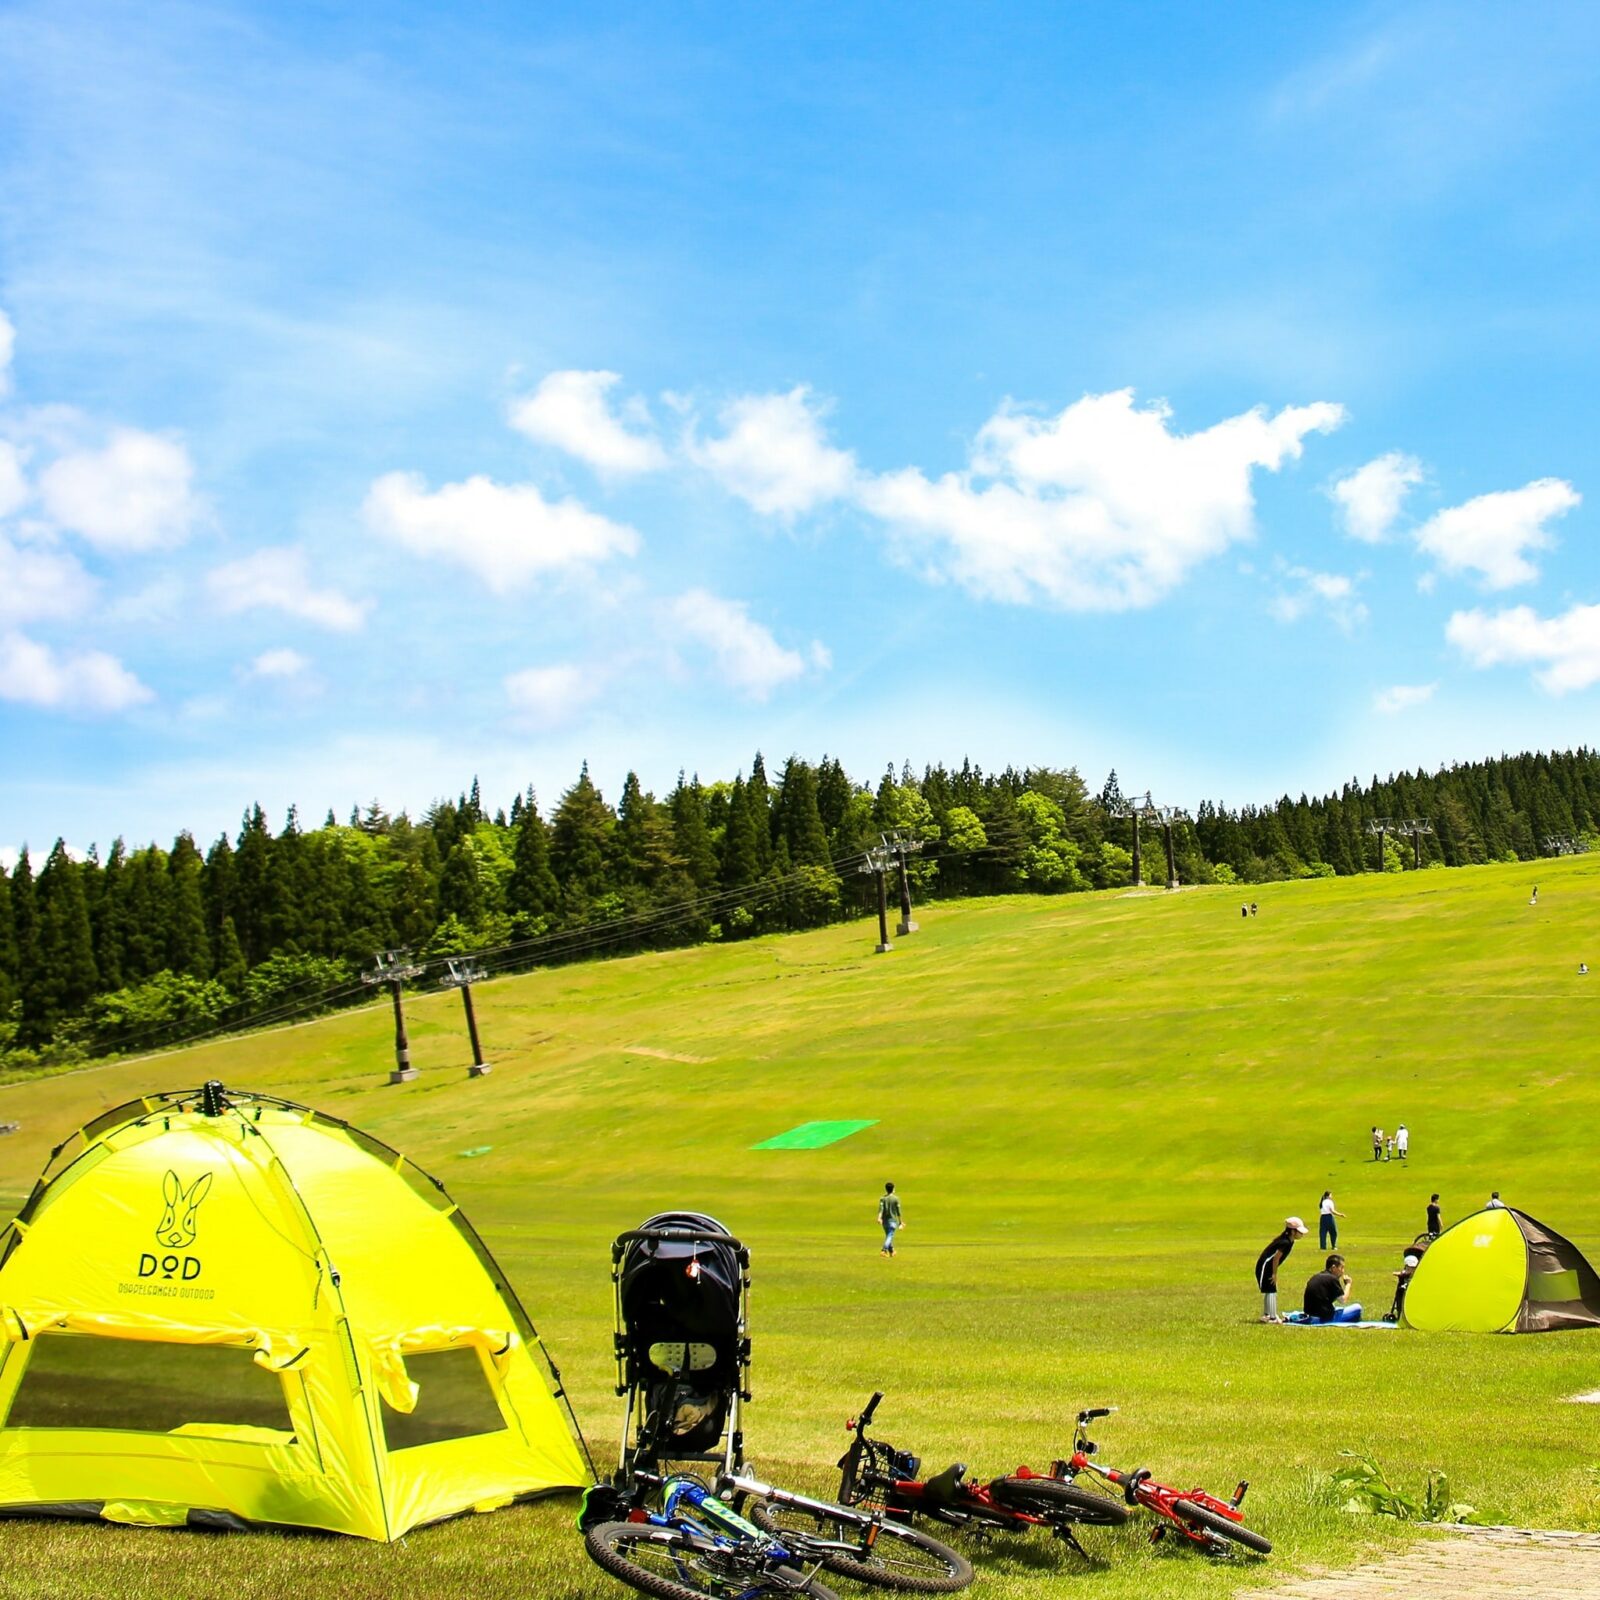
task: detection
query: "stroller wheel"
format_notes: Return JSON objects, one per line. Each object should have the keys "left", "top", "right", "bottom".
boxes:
{"left": 584, "top": 1520, "right": 843, "bottom": 1600}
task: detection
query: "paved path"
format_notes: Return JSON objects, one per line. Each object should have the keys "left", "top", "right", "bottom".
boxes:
{"left": 1260, "top": 1527, "right": 1600, "bottom": 1599}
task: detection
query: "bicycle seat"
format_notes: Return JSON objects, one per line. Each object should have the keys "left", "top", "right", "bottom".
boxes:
{"left": 922, "top": 1463, "right": 968, "bottom": 1505}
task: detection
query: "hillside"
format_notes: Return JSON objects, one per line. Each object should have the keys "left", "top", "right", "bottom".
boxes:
{"left": 2, "top": 857, "right": 1598, "bottom": 1599}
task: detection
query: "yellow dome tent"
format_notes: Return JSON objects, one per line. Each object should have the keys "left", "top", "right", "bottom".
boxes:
{"left": 1402, "top": 1204, "right": 1600, "bottom": 1334}
{"left": 0, "top": 1083, "right": 591, "bottom": 1538}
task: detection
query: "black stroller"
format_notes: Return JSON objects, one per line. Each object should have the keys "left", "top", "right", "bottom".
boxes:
{"left": 1385, "top": 1233, "right": 1432, "bottom": 1323}
{"left": 611, "top": 1211, "right": 752, "bottom": 1486}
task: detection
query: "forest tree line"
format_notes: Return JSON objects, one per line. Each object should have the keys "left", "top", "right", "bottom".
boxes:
{"left": 2, "top": 745, "right": 1597, "bottom": 1068}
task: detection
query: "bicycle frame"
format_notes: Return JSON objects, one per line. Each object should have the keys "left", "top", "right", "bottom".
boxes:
{"left": 1052, "top": 1408, "right": 1250, "bottom": 1551}
{"left": 722, "top": 1470, "right": 895, "bottom": 1557}
{"left": 839, "top": 1393, "right": 1073, "bottom": 1538}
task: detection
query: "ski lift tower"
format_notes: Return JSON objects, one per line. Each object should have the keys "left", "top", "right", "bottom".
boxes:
{"left": 1394, "top": 817, "right": 1434, "bottom": 871}
{"left": 882, "top": 828, "right": 925, "bottom": 936}
{"left": 1366, "top": 817, "right": 1395, "bottom": 872}
{"left": 1155, "top": 804, "right": 1186, "bottom": 891}
{"left": 1111, "top": 791, "right": 1153, "bottom": 887}
{"left": 858, "top": 845, "right": 895, "bottom": 954}
{"left": 362, "top": 949, "right": 426, "bottom": 1084}
{"left": 440, "top": 957, "right": 492, "bottom": 1077}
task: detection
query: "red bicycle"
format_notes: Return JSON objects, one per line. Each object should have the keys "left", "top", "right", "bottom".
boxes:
{"left": 836, "top": 1392, "right": 1129, "bottom": 1560}
{"left": 1038, "top": 1407, "right": 1270, "bottom": 1557}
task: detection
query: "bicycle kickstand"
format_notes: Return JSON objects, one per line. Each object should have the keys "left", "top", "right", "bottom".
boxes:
{"left": 1052, "top": 1525, "right": 1091, "bottom": 1562}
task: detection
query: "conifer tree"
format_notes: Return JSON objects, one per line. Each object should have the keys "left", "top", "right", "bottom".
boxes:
{"left": 613, "top": 772, "right": 652, "bottom": 892}
{"left": 31, "top": 841, "right": 99, "bottom": 1032}
{"left": 233, "top": 806, "right": 274, "bottom": 964}
{"left": 550, "top": 763, "right": 614, "bottom": 916}
{"left": 94, "top": 839, "right": 128, "bottom": 991}
{"left": 670, "top": 775, "right": 719, "bottom": 893}
{"left": 438, "top": 839, "right": 485, "bottom": 926}
{"left": 167, "top": 832, "right": 212, "bottom": 978}
{"left": 202, "top": 834, "right": 236, "bottom": 965}
{"left": 507, "top": 795, "right": 560, "bottom": 922}
{"left": 10, "top": 849, "right": 37, "bottom": 1033}
{"left": 214, "top": 915, "right": 248, "bottom": 993}
{"left": 748, "top": 752, "right": 775, "bottom": 869}
{"left": 721, "top": 777, "right": 761, "bottom": 892}
{"left": 118, "top": 847, "right": 171, "bottom": 983}
{"left": 0, "top": 865, "right": 15, "bottom": 1015}
{"left": 775, "top": 757, "right": 831, "bottom": 867}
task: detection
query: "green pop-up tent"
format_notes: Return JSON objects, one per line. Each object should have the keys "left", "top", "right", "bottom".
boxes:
{"left": 1403, "top": 1206, "right": 1600, "bottom": 1333}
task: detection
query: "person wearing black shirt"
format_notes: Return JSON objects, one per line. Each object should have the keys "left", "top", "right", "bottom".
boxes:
{"left": 1426, "top": 1194, "right": 1442, "bottom": 1236}
{"left": 1255, "top": 1216, "right": 1308, "bottom": 1322}
{"left": 1304, "top": 1254, "right": 1362, "bottom": 1322}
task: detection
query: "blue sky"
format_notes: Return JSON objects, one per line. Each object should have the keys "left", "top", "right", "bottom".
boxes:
{"left": 4, "top": 1, "right": 1600, "bottom": 856}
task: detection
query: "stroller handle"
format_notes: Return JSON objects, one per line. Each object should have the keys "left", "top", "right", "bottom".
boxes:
{"left": 612, "top": 1226, "right": 749, "bottom": 1260}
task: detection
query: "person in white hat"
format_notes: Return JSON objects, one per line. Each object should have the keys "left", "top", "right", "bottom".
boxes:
{"left": 1255, "top": 1216, "right": 1310, "bottom": 1322}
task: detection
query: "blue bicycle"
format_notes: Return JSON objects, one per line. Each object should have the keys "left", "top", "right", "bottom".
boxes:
{"left": 584, "top": 1472, "right": 841, "bottom": 1600}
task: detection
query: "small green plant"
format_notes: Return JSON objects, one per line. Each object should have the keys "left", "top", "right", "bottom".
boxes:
{"left": 1329, "top": 1451, "right": 1481, "bottom": 1524}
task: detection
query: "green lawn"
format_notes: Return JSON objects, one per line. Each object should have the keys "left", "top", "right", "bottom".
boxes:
{"left": 2, "top": 858, "right": 1599, "bottom": 1599}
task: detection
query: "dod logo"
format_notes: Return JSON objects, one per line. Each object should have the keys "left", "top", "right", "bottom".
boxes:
{"left": 138, "top": 1170, "right": 213, "bottom": 1282}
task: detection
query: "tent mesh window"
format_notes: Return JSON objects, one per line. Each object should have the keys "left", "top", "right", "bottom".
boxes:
{"left": 3, "top": 1335, "right": 295, "bottom": 1435}
{"left": 381, "top": 1349, "right": 507, "bottom": 1451}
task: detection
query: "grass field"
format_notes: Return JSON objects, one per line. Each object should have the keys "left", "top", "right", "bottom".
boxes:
{"left": 2, "top": 858, "right": 1599, "bottom": 1599}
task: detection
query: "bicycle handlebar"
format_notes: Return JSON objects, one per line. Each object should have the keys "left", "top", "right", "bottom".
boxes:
{"left": 861, "top": 1391, "right": 884, "bottom": 1426}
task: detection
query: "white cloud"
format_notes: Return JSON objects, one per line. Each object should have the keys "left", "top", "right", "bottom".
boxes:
{"left": 689, "top": 387, "right": 859, "bottom": 517}
{"left": 1373, "top": 682, "right": 1437, "bottom": 714}
{"left": 0, "top": 847, "right": 17, "bottom": 873}
{"left": 1414, "top": 478, "right": 1579, "bottom": 590}
{"left": 0, "top": 630, "right": 152, "bottom": 712}
{"left": 0, "top": 533, "right": 96, "bottom": 625}
{"left": 1268, "top": 563, "right": 1368, "bottom": 631}
{"left": 0, "top": 440, "right": 27, "bottom": 517}
{"left": 667, "top": 588, "right": 821, "bottom": 700}
{"left": 207, "top": 546, "right": 370, "bottom": 632}
{"left": 365, "top": 471, "right": 639, "bottom": 594}
{"left": 1447, "top": 603, "right": 1600, "bottom": 694}
{"left": 859, "top": 390, "right": 1345, "bottom": 611}
{"left": 246, "top": 647, "right": 310, "bottom": 680}
{"left": 1332, "top": 451, "right": 1424, "bottom": 542}
{"left": 504, "top": 662, "right": 601, "bottom": 727}
{"left": 508, "top": 370, "right": 667, "bottom": 475}
{"left": 0, "top": 309, "right": 13, "bottom": 397}
{"left": 37, "top": 427, "right": 203, "bottom": 552}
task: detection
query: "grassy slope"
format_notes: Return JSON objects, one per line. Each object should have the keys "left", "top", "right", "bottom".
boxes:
{"left": 2, "top": 858, "right": 1599, "bottom": 1599}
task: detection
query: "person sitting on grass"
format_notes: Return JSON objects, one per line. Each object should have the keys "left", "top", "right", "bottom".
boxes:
{"left": 1255, "top": 1216, "right": 1308, "bottom": 1322}
{"left": 1304, "top": 1253, "right": 1362, "bottom": 1323}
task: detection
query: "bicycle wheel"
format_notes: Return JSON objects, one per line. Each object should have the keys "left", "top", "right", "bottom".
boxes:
{"left": 1170, "top": 1500, "right": 1272, "bottom": 1556}
{"left": 747, "top": 1496, "right": 974, "bottom": 1593}
{"left": 987, "top": 1477, "right": 1131, "bottom": 1526}
{"left": 584, "top": 1521, "right": 843, "bottom": 1600}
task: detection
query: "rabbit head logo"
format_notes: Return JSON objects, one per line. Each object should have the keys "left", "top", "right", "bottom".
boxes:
{"left": 156, "top": 1170, "right": 214, "bottom": 1248}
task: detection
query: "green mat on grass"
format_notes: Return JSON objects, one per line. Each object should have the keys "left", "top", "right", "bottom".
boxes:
{"left": 752, "top": 1119, "right": 878, "bottom": 1150}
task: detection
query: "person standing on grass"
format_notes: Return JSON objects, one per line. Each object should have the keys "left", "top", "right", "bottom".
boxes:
{"left": 1318, "top": 1191, "right": 1345, "bottom": 1250}
{"left": 1487, "top": 1191, "right": 1506, "bottom": 1209}
{"left": 1427, "top": 1193, "right": 1442, "bottom": 1236}
{"left": 1372, "top": 1126, "right": 1383, "bottom": 1162}
{"left": 1255, "top": 1216, "right": 1308, "bottom": 1322}
{"left": 1397, "top": 1123, "right": 1409, "bottom": 1160}
{"left": 878, "top": 1182, "right": 904, "bottom": 1256}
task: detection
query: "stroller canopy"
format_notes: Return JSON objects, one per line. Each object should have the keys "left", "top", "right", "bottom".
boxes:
{"left": 616, "top": 1212, "right": 744, "bottom": 1388}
